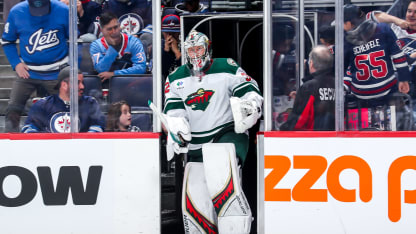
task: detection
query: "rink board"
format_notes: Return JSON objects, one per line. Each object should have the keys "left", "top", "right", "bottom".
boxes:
{"left": 0, "top": 133, "right": 160, "bottom": 234}
{"left": 259, "top": 131, "right": 416, "bottom": 234}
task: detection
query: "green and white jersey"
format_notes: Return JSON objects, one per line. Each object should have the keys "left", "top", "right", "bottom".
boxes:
{"left": 164, "top": 58, "right": 262, "bottom": 150}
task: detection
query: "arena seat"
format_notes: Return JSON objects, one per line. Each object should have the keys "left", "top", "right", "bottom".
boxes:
{"left": 83, "top": 75, "right": 102, "bottom": 101}
{"left": 131, "top": 106, "right": 153, "bottom": 132}
{"left": 79, "top": 42, "right": 97, "bottom": 75}
{"left": 108, "top": 74, "right": 153, "bottom": 107}
{"left": 109, "top": 74, "right": 153, "bottom": 131}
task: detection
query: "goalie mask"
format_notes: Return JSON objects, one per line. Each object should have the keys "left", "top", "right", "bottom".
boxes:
{"left": 184, "top": 30, "right": 212, "bottom": 75}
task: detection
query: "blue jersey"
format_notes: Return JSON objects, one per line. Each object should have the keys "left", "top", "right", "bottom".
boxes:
{"left": 103, "top": 0, "right": 152, "bottom": 27}
{"left": 1, "top": 0, "right": 69, "bottom": 80}
{"left": 90, "top": 33, "right": 147, "bottom": 75}
{"left": 79, "top": 0, "right": 102, "bottom": 35}
{"left": 368, "top": 11, "right": 416, "bottom": 67}
{"left": 344, "top": 23, "right": 411, "bottom": 100}
{"left": 22, "top": 95, "right": 105, "bottom": 133}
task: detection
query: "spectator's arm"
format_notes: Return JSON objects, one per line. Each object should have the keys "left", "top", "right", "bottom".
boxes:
{"left": 90, "top": 40, "right": 118, "bottom": 73}
{"left": 114, "top": 37, "right": 147, "bottom": 75}
{"left": 343, "top": 67, "right": 352, "bottom": 94}
{"left": 369, "top": 11, "right": 410, "bottom": 29}
{"left": 2, "top": 41, "right": 21, "bottom": 69}
{"left": 388, "top": 28, "right": 411, "bottom": 83}
{"left": 1, "top": 11, "right": 21, "bottom": 69}
{"left": 78, "top": 1, "right": 101, "bottom": 33}
{"left": 408, "top": 53, "right": 416, "bottom": 66}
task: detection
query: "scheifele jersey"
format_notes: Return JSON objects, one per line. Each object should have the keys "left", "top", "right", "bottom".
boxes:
{"left": 163, "top": 58, "right": 262, "bottom": 150}
{"left": 344, "top": 22, "right": 411, "bottom": 100}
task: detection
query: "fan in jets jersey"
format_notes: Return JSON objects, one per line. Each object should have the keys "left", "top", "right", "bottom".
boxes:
{"left": 21, "top": 66, "right": 105, "bottom": 133}
{"left": 1, "top": 0, "right": 69, "bottom": 80}
{"left": 163, "top": 30, "right": 262, "bottom": 234}
{"left": 1, "top": 0, "right": 70, "bottom": 132}
{"left": 90, "top": 33, "right": 146, "bottom": 74}
{"left": 343, "top": 4, "right": 411, "bottom": 102}
{"left": 21, "top": 94, "right": 105, "bottom": 133}
{"left": 89, "top": 11, "right": 147, "bottom": 76}
{"left": 366, "top": 9, "right": 416, "bottom": 67}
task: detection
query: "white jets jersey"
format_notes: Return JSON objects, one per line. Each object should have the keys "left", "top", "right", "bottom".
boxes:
{"left": 164, "top": 58, "right": 262, "bottom": 150}
{"left": 368, "top": 11, "right": 416, "bottom": 65}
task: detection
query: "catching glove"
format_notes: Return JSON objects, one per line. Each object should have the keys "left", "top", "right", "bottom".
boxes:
{"left": 230, "top": 97, "right": 261, "bottom": 134}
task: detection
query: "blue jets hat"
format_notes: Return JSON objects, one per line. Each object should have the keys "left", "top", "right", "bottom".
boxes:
{"left": 161, "top": 14, "right": 180, "bottom": 33}
{"left": 28, "top": 0, "right": 51, "bottom": 17}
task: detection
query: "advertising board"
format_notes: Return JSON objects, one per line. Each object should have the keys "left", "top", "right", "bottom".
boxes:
{"left": 0, "top": 133, "right": 160, "bottom": 234}
{"left": 261, "top": 132, "right": 416, "bottom": 234}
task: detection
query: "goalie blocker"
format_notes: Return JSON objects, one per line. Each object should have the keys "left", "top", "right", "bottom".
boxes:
{"left": 182, "top": 143, "right": 252, "bottom": 234}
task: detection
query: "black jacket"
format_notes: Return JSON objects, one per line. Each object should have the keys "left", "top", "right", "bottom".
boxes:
{"left": 280, "top": 69, "right": 335, "bottom": 131}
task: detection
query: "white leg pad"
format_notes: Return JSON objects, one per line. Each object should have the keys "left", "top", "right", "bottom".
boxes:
{"left": 202, "top": 143, "right": 252, "bottom": 234}
{"left": 182, "top": 162, "right": 218, "bottom": 234}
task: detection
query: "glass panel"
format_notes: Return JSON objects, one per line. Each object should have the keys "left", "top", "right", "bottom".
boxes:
{"left": 272, "top": 0, "right": 336, "bottom": 131}
{"left": 1, "top": 0, "right": 74, "bottom": 133}
{"left": 76, "top": 0, "right": 153, "bottom": 132}
{"left": 343, "top": 0, "right": 412, "bottom": 131}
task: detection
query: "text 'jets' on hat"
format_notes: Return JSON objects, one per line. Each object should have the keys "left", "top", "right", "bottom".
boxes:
{"left": 28, "top": 0, "right": 51, "bottom": 17}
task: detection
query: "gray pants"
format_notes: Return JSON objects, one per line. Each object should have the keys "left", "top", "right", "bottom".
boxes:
{"left": 5, "top": 78, "right": 58, "bottom": 132}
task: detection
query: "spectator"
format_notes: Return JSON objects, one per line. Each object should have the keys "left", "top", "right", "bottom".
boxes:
{"left": 1, "top": 0, "right": 69, "bottom": 132}
{"left": 318, "top": 25, "right": 335, "bottom": 54}
{"left": 271, "top": 24, "right": 296, "bottom": 130}
{"left": 161, "top": 13, "right": 182, "bottom": 78}
{"left": 285, "top": 25, "right": 335, "bottom": 106}
{"left": 272, "top": 24, "right": 296, "bottom": 96}
{"left": 343, "top": 4, "right": 410, "bottom": 107}
{"left": 102, "top": 0, "right": 151, "bottom": 32}
{"left": 315, "top": 24, "right": 335, "bottom": 72}
{"left": 367, "top": 1, "right": 416, "bottom": 98}
{"left": 175, "top": 0, "right": 208, "bottom": 14}
{"left": 367, "top": 0, "right": 416, "bottom": 62}
{"left": 106, "top": 100, "right": 141, "bottom": 132}
{"left": 21, "top": 66, "right": 105, "bottom": 133}
{"left": 60, "top": 0, "right": 102, "bottom": 36}
{"left": 137, "top": 24, "right": 153, "bottom": 73}
{"left": 90, "top": 11, "right": 147, "bottom": 84}
{"left": 280, "top": 45, "right": 335, "bottom": 131}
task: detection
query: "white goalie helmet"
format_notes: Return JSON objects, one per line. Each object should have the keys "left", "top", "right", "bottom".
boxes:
{"left": 184, "top": 30, "right": 212, "bottom": 74}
